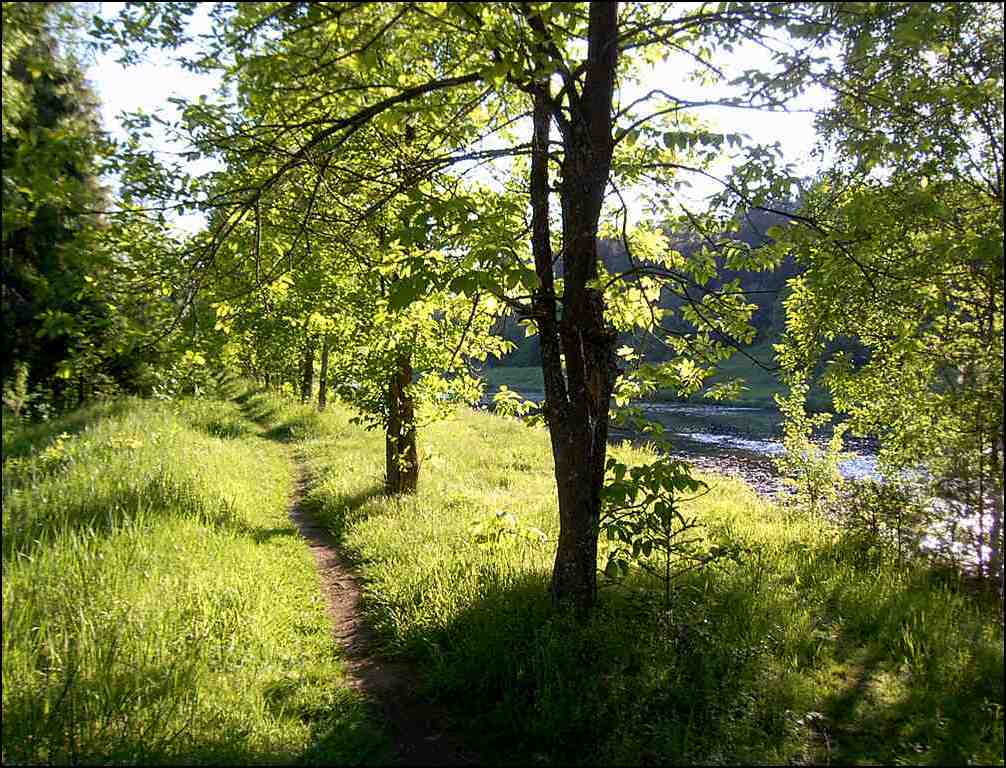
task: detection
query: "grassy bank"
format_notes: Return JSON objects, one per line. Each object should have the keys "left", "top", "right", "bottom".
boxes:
{"left": 301, "top": 402, "right": 1003, "bottom": 765}
{"left": 4, "top": 389, "right": 1001, "bottom": 765}
{"left": 480, "top": 365, "right": 545, "bottom": 394}
{"left": 1, "top": 390, "right": 388, "bottom": 765}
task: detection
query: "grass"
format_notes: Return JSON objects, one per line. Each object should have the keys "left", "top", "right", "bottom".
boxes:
{"left": 4, "top": 386, "right": 1001, "bottom": 765}
{"left": 685, "top": 338, "right": 789, "bottom": 409}
{"left": 645, "top": 339, "right": 832, "bottom": 410}
{"left": 301, "top": 401, "right": 1004, "bottom": 765}
{"left": 1, "top": 383, "right": 389, "bottom": 765}
{"left": 479, "top": 365, "right": 545, "bottom": 393}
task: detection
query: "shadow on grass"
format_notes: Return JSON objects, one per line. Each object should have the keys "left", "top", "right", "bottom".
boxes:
{"left": 1, "top": 399, "right": 132, "bottom": 460}
{"left": 300, "top": 485, "right": 387, "bottom": 547}
{"left": 1, "top": 653, "right": 392, "bottom": 766}
{"left": 315, "top": 519, "right": 1005, "bottom": 765}
{"left": 296, "top": 461, "right": 783, "bottom": 762}
{"left": 3, "top": 470, "right": 253, "bottom": 562}
{"left": 769, "top": 536, "right": 1006, "bottom": 766}
{"left": 297, "top": 484, "right": 784, "bottom": 764}
{"left": 262, "top": 412, "right": 325, "bottom": 443}
{"left": 229, "top": 386, "right": 324, "bottom": 443}
{"left": 189, "top": 416, "right": 257, "bottom": 440}
{"left": 233, "top": 389, "right": 286, "bottom": 429}
{"left": 816, "top": 581, "right": 1005, "bottom": 765}
{"left": 356, "top": 566, "right": 798, "bottom": 764}
{"left": 243, "top": 524, "right": 298, "bottom": 544}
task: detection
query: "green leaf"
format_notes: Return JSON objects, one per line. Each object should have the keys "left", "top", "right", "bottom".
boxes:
{"left": 387, "top": 278, "right": 423, "bottom": 311}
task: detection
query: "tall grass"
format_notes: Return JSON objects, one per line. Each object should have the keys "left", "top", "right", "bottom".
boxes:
{"left": 1, "top": 392, "right": 387, "bottom": 765}
{"left": 302, "top": 402, "right": 1004, "bottom": 765}
{"left": 5, "top": 387, "right": 999, "bottom": 765}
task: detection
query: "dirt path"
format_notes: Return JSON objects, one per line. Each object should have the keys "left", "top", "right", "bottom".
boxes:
{"left": 287, "top": 453, "right": 480, "bottom": 766}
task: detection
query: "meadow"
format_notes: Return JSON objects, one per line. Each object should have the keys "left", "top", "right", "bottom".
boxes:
{"left": 2, "top": 384, "right": 1003, "bottom": 765}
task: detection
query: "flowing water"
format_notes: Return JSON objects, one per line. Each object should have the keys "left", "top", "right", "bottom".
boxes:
{"left": 618, "top": 401, "right": 880, "bottom": 496}
{"left": 481, "top": 390, "right": 996, "bottom": 572}
{"left": 483, "top": 390, "right": 879, "bottom": 497}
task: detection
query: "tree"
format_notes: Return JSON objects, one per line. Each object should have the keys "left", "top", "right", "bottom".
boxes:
{"left": 2, "top": 2, "right": 112, "bottom": 406}
{"left": 773, "top": 3, "right": 1004, "bottom": 598}
{"left": 1, "top": 3, "right": 185, "bottom": 410}
{"left": 96, "top": 1, "right": 843, "bottom": 611}
{"left": 198, "top": 157, "right": 511, "bottom": 493}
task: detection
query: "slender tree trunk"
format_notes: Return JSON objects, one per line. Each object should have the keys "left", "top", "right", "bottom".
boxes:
{"left": 300, "top": 335, "right": 315, "bottom": 404}
{"left": 989, "top": 428, "right": 1004, "bottom": 625}
{"left": 529, "top": 1, "right": 620, "bottom": 613}
{"left": 317, "top": 337, "right": 330, "bottom": 411}
{"left": 986, "top": 280, "right": 1004, "bottom": 622}
{"left": 385, "top": 351, "right": 418, "bottom": 494}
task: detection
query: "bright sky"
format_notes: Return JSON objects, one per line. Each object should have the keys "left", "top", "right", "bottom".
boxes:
{"left": 84, "top": 3, "right": 830, "bottom": 235}
{"left": 85, "top": 3, "right": 220, "bottom": 234}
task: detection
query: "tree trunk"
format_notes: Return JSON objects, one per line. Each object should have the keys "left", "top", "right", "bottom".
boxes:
{"left": 988, "top": 404, "right": 1004, "bottom": 625}
{"left": 986, "top": 278, "right": 1004, "bottom": 623}
{"left": 300, "top": 335, "right": 315, "bottom": 404}
{"left": 529, "top": 1, "right": 620, "bottom": 613}
{"left": 385, "top": 351, "right": 418, "bottom": 494}
{"left": 53, "top": 376, "right": 67, "bottom": 413}
{"left": 318, "top": 337, "right": 330, "bottom": 411}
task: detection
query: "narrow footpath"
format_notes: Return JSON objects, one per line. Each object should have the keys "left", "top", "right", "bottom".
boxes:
{"left": 286, "top": 452, "right": 480, "bottom": 766}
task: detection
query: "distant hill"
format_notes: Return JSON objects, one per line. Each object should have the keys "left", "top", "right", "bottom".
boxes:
{"left": 489, "top": 208, "right": 799, "bottom": 368}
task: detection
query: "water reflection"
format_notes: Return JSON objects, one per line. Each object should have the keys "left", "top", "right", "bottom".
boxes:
{"left": 631, "top": 402, "right": 880, "bottom": 483}
{"left": 481, "top": 391, "right": 992, "bottom": 569}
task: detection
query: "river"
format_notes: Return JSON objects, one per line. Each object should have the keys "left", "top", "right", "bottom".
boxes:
{"left": 618, "top": 401, "right": 880, "bottom": 497}
{"left": 480, "top": 391, "right": 998, "bottom": 570}
{"left": 482, "top": 390, "right": 880, "bottom": 498}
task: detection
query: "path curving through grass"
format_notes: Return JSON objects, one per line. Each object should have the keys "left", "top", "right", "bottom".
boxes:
{"left": 1, "top": 392, "right": 390, "bottom": 765}
{"left": 286, "top": 449, "right": 479, "bottom": 766}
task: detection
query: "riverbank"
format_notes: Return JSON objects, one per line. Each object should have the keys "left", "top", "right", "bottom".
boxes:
{"left": 482, "top": 385, "right": 878, "bottom": 498}
{"left": 299, "top": 396, "right": 1002, "bottom": 765}
{"left": 4, "top": 390, "right": 1002, "bottom": 765}
{"left": 484, "top": 389, "right": 997, "bottom": 573}
{"left": 481, "top": 341, "right": 832, "bottom": 411}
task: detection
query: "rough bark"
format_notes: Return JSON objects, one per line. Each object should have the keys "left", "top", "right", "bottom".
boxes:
{"left": 986, "top": 283, "right": 1004, "bottom": 622}
{"left": 529, "top": 1, "right": 620, "bottom": 613}
{"left": 385, "top": 352, "right": 418, "bottom": 495}
{"left": 300, "top": 335, "right": 316, "bottom": 404}
{"left": 318, "top": 337, "right": 330, "bottom": 411}
{"left": 989, "top": 429, "right": 1004, "bottom": 625}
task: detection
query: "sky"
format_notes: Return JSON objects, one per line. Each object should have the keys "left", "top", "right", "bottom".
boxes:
{"left": 85, "top": 3, "right": 221, "bottom": 234}
{"left": 84, "top": 3, "right": 831, "bottom": 235}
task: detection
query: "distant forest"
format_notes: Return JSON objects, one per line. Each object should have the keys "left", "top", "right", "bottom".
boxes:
{"left": 491, "top": 207, "right": 799, "bottom": 367}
